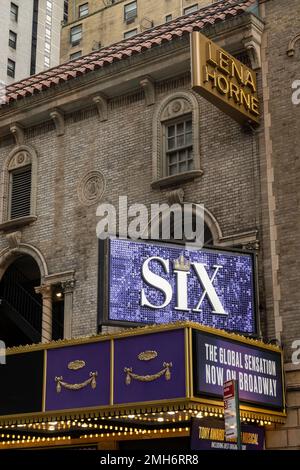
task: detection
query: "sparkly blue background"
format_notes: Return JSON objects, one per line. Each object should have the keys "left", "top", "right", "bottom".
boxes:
{"left": 108, "top": 239, "right": 256, "bottom": 334}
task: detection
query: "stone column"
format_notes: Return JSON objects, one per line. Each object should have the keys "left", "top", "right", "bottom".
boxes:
{"left": 35, "top": 284, "right": 52, "bottom": 343}
{"left": 61, "top": 280, "right": 75, "bottom": 339}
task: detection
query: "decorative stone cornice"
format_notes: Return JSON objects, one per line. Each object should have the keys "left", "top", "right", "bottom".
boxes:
{"left": 140, "top": 77, "right": 155, "bottom": 106}
{"left": 43, "top": 270, "right": 75, "bottom": 287}
{"left": 50, "top": 108, "right": 65, "bottom": 136}
{"left": 93, "top": 95, "right": 108, "bottom": 121}
{"left": 10, "top": 123, "right": 25, "bottom": 145}
{"left": 0, "top": 13, "right": 263, "bottom": 137}
{"left": 218, "top": 229, "right": 259, "bottom": 249}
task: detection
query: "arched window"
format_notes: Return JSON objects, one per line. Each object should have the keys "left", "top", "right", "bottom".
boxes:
{"left": 152, "top": 91, "right": 203, "bottom": 188}
{"left": 1, "top": 145, "right": 38, "bottom": 226}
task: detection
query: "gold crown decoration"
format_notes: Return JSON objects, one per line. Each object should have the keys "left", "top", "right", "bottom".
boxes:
{"left": 173, "top": 254, "right": 190, "bottom": 272}
{"left": 138, "top": 350, "right": 158, "bottom": 361}
{"left": 68, "top": 359, "right": 86, "bottom": 371}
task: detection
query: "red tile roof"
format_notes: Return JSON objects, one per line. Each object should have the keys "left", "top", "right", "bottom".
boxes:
{"left": 2, "top": 0, "right": 256, "bottom": 106}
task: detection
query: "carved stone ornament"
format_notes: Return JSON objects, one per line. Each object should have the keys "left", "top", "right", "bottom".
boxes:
{"left": 287, "top": 33, "right": 300, "bottom": 57}
{"left": 50, "top": 108, "right": 65, "bottom": 136}
{"left": 61, "top": 279, "right": 76, "bottom": 293}
{"left": 160, "top": 98, "right": 192, "bottom": 122}
{"left": 93, "top": 95, "right": 108, "bottom": 121}
{"left": 140, "top": 77, "right": 155, "bottom": 106}
{"left": 78, "top": 171, "right": 106, "bottom": 206}
{"left": 8, "top": 150, "right": 31, "bottom": 171}
{"left": 10, "top": 124, "right": 25, "bottom": 146}
{"left": 242, "top": 240, "right": 260, "bottom": 251}
{"left": 166, "top": 188, "right": 185, "bottom": 205}
{"left": 6, "top": 231, "right": 22, "bottom": 249}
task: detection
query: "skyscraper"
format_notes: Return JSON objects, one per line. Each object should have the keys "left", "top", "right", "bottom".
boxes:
{"left": 0, "top": 1, "right": 66, "bottom": 84}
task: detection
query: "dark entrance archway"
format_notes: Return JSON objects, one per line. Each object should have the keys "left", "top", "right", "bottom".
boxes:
{"left": 0, "top": 255, "right": 42, "bottom": 347}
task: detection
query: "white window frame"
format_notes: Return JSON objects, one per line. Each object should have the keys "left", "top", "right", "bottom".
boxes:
{"left": 70, "top": 24, "right": 82, "bottom": 46}
{"left": 183, "top": 4, "right": 198, "bottom": 15}
{"left": 124, "top": 28, "right": 138, "bottom": 39}
{"left": 79, "top": 3, "right": 89, "bottom": 18}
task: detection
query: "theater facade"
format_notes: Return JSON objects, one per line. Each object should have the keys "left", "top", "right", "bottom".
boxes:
{"left": 0, "top": 0, "right": 300, "bottom": 450}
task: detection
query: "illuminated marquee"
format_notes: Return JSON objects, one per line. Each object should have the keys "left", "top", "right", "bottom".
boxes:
{"left": 98, "top": 238, "right": 257, "bottom": 334}
{"left": 191, "top": 32, "right": 259, "bottom": 125}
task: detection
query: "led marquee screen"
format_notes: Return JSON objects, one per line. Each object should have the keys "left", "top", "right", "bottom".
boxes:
{"left": 99, "top": 238, "right": 257, "bottom": 334}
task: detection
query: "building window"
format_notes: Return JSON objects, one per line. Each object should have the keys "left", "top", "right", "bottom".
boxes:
{"left": 44, "top": 56, "right": 50, "bottom": 68}
{"left": 70, "top": 24, "right": 82, "bottom": 46}
{"left": 165, "top": 14, "right": 172, "bottom": 22}
{"left": 165, "top": 119, "right": 193, "bottom": 176}
{"left": 46, "top": 0, "right": 53, "bottom": 12}
{"left": 7, "top": 59, "right": 15, "bottom": 78}
{"left": 124, "top": 1, "right": 137, "bottom": 24}
{"left": 70, "top": 50, "right": 82, "bottom": 60}
{"left": 2, "top": 146, "right": 38, "bottom": 226}
{"left": 79, "top": 3, "right": 89, "bottom": 18}
{"left": 124, "top": 28, "right": 137, "bottom": 39}
{"left": 46, "top": 14, "right": 52, "bottom": 26}
{"left": 152, "top": 92, "right": 202, "bottom": 188}
{"left": 10, "top": 2, "right": 18, "bottom": 22}
{"left": 10, "top": 166, "right": 32, "bottom": 220}
{"left": 64, "top": 0, "right": 68, "bottom": 23}
{"left": 9, "top": 30, "right": 17, "bottom": 49}
{"left": 31, "top": 0, "right": 39, "bottom": 75}
{"left": 184, "top": 4, "right": 198, "bottom": 15}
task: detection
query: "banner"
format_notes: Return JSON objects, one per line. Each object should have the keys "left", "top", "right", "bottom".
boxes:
{"left": 100, "top": 237, "right": 257, "bottom": 334}
{"left": 191, "top": 418, "right": 265, "bottom": 451}
{"left": 191, "top": 32, "right": 259, "bottom": 125}
{"left": 193, "top": 330, "right": 284, "bottom": 409}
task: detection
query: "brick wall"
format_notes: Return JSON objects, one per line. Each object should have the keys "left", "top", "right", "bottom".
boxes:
{"left": 0, "top": 73, "right": 261, "bottom": 338}
{"left": 261, "top": 0, "right": 300, "bottom": 361}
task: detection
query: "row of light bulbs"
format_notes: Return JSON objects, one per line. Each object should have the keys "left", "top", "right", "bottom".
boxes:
{"left": 0, "top": 408, "right": 273, "bottom": 437}
{"left": 1, "top": 427, "right": 191, "bottom": 447}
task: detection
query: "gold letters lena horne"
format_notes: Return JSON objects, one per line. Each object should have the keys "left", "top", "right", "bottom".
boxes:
{"left": 191, "top": 32, "right": 259, "bottom": 125}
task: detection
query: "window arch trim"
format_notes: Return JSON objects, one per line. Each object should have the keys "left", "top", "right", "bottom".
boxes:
{"left": 0, "top": 144, "right": 38, "bottom": 226}
{"left": 152, "top": 90, "right": 203, "bottom": 188}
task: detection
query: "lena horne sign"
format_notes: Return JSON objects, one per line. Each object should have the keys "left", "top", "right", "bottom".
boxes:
{"left": 191, "top": 32, "right": 259, "bottom": 125}
{"left": 99, "top": 237, "right": 257, "bottom": 334}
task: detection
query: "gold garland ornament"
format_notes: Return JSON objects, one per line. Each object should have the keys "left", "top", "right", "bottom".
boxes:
{"left": 55, "top": 371, "right": 98, "bottom": 393}
{"left": 124, "top": 362, "right": 172, "bottom": 385}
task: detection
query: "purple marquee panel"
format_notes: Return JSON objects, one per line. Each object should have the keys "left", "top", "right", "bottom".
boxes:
{"left": 113, "top": 329, "right": 186, "bottom": 405}
{"left": 106, "top": 238, "right": 256, "bottom": 334}
{"left": 193, "top": 331, "right": 284, "bottom": 410}
{"left": 45, "top": 342, "right": 110, "bottom": 411}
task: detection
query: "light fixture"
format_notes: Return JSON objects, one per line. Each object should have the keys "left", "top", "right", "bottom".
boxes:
{"left": 55, "top": 292, "right": 63, "bottom": 298}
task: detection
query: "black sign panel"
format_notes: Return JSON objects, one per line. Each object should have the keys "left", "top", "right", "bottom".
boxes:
{"left": 0, "top": 351, "right": 44, "bottom": 415}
